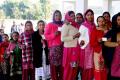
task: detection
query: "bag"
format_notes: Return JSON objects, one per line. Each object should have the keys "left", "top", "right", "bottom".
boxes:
{"left": 35, "top": 48, "right": 50, "bottom": 80}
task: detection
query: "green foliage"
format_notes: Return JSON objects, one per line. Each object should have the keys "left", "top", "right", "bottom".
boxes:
{"left": 0, "top": 0, "right": 51, "bottom": 20}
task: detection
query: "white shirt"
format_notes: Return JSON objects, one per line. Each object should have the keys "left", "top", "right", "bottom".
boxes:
{"left": 78, "top": 25, "right": 89, "bottom": 49}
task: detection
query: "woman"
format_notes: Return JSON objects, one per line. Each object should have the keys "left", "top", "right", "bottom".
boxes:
{"left": 32, "top": 20, "right": 49, "bottom": 80}
{"left": 79, "top": 9, "right": 95, "bottom": 80}
{"left": 103, "top": 12, "right": 112, "bottom": 30}
{"left": 44, "top": 10, "right": 63, "bottom": 80}
{"left": 76, "top": 13, "right": 84, "bottom": 27}
{"left": 0, "top": 34, "right": 9, "bottom": 80}
{"left": 61, "top": 11, "right": 80, "bottom": 80}
{"left": 7, "top": 32, "right": 22, "bottom": 80}
{"left": 91, "top": 16, "right": 107, "bottom": 80}
{"left": 20, "top": 21, "right": 35, "bottom": 80}
{"left": 103, "top": 13, "right": 120, "bottom": 80}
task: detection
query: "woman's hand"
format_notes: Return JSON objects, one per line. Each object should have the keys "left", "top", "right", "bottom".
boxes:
{"left": 80, "top": 40, "right": 85, "bottom": 46}
{"left": 73, "top": 33, "right": 80, "bottom": 39}
{"left": 54, "top": 31, "right": 60, "bottom": 36}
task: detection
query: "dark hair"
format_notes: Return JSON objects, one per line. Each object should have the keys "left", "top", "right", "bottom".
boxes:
{"left": 10, "top": 32, "right": 19, "bottom": 41}
{"left": 68, "top": 11, "right": 75, "bottom": 16}
{"left": 111, "top": 12, "right": 120, "bottom": 30}
{"left": 97, "top": 16, "right": 105, "bottom": 22}
{"left": 84, "top": 9, "right": 94, "bottom": 17}
{"left": 25, "top": 21, "right": 33, "bottom": 27}
{"left": 11, "top": 32, "right": 19, "bottom": 36}
{"left": 53, "top": 10, "right": 62, "bottom": 16}
{"left": 2, "top": 34, "right": 9, "bottom": 37}
{"left": 76, "top": 13, "right": 84, "bottom": 18}
{"left": 103, "top": 12, "right": 111, "bottom": 18}
{"left": 37, "top": 20, "right": 45, "bottom": 26}
{"left": 53, "top": 10, "right": 63, "bottom": 25}
{"left": 53, "top": 10, "right": 62, "bottom": 20}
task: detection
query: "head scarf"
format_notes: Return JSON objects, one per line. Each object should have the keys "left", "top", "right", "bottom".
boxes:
{"left": 82, "top": 9, "right": 95, "bottom": 34}
{"left": 53, "top": 10, "right": 63, "bottom": 25}
{"left": 64, "top": 11, "right": 79, "bottom": 28}
{"left": 84, "top": 9, "right": 94, "bottom": 22}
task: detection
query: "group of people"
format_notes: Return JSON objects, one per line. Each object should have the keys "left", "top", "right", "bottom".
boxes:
{"left": 0, "top": 9, "right": 120, "bottom": 80}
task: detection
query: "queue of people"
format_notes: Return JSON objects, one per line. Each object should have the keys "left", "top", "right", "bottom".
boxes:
{"left": 0, "top": 9, "right": 120, "bottom": 80}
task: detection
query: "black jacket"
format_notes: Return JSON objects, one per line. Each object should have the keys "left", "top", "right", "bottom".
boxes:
{"left": 32, "top": 30, "right": 49, "bottom": 68}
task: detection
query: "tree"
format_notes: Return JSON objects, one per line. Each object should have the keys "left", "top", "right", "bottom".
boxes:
{"left": 0, "top": 0, "right": 51, "bottom": 20}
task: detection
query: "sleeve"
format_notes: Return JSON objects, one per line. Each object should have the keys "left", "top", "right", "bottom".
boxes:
{"left": 44, "top": 23, "right": 56, "bottom": 41}
{"left": 78, "top": 25, "right": 89, "bottom": 49}
{"left": 90, "top": 29, "right": 101, "bottom": 53}
{"left": 31, "top": 33, "right": 36, "bottom": 51}
{"left": 31, "top": 33, "right": 40, "bottom": 52}
{"left": 104, "top": 29, "right": 114, "bottom": 39}
{"left": 61, "top": 24, "right": 74, "bottom": 42}
{"left": 90, "top": 29, "right": 97, "bottom": 48}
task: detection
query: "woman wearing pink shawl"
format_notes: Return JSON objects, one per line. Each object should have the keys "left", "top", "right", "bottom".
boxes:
{"left": 44, "top": 10, "right": 63, "bottom": 80}
{"left": 61, "top": 11, "right": 80, "bottom": 80}
{"left": 79, "top": 9, "right": 96, "bottom": 80}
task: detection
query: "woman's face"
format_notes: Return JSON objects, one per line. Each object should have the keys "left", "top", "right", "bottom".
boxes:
{"left": 103, "top": 13, "right": 110, "bottom": 21}
{"left": 117, "top": 16, "right": 120, "bottom": 26}
{"left": 12, "top": 33, "right": 19, "bottom": 41}
{"left": 38, "top": 22, "right": 45, "bottom": 31}
{"left": 76, "top": 14, "right": 83, "bottom": 23}
{"left": 97, "top": 17, "right": 105, "bottom": 27}
{"left": 86, "top": 11, "right": 94, "bottom": 22}
{"left": 70, "top": 13, "right": 75, "bottom": 21}
{"left": 54, "top": 12, "right": 61, "bottom": 21}
{"left": 25, "top": 23, "right": 33, "bottom": 31}
{"left": 2, "top": 35, "right": 9, "bottom": 42}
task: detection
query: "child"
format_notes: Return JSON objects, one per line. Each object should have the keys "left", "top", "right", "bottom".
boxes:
{"left": 7, "top": 32, "right": 22, "bottom": 80}
{"left": 32, "top": 20, "right": 50, "bottom": 80}
{"left": 0, "top": 34, "right": 9, "bottom": 80}
{"left": 20, "top": 21, "right": 35, "bottom": 80}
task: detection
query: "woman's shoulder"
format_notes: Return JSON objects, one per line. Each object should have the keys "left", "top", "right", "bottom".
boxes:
{"left": 79, "top": 25, "right": 88, "bottom": 31}
{"left": 32, "top": 30, "right": 38, "bottom": 35}
{"left": 46, "top": 22, "right": 55, "bottom": 26}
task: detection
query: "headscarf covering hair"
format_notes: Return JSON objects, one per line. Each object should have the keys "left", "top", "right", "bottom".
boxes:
{"left": 82, "top": 9, "right": 95, "bottom": 33}
{"left": 84, "top": 9, "right": 94, "bottom": 21}
{"left": 64, "top": 11, "right": 79, "bottom": 28}
{"left": 24, "top": 21, "right": 34, "bottom": 33}
{"left": 53, "top": 10, "right": 63, "bottom": 25}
